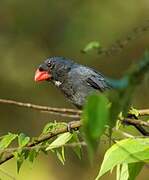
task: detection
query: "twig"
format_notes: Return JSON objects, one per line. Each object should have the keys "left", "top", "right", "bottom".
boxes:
{"left": 0, "top": 98, "right": 149, "bottom": 132}
{"left": 40, "top": 110, "right": 80, "bottom": 119}
{"left": 0, "top": 98, "right": 148, "bottom": 165}
{"left": 0, "top": 98, "right": 149, "bottom": 117}
{"left": 0, "top": 121, "right": 81, "bottom": 165}
{"left": 0, "top": 99, "right": 81, "bottom": 115}
{"left": 122, "top": 118, "right": 149, "bottom": 128}
{"left": 139, "top": 109, "right": 149, "bottom": 116}
{"left": 0, "top": 141, "right": 87, "bottom": 155}
{"left": 98, "top": 20, "right": 149, "bottom": 56}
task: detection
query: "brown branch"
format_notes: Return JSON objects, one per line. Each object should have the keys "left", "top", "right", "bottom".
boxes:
{"left": 139, "top": 109, "right": 149, "bottom": 116}
{"left": 0, "top": 121, "right": 81, "bottom": 165}
{"left": 122, "top": 118, "right": 149, "bottom": 128}
{"left": 0, "top": 141, "right": 86, "bottom": 155}
{"left": 0, "top": 98, "right": 149, "bottom": 117}
{"left": 40, "top": 110, "right": 80, "bottom": 119}
{"left": 0, "top": 99, "right": 81, "bottom": 115}
{"left": 0, "top": 98, "right": 149, "bottom": 129}
{"left": 0, "top": 98, "right": 148, "bottom": 165}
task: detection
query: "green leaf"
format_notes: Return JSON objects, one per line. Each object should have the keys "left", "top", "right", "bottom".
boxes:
{"left": 61, "top": 146, "right": 65, "bottom": 162}
{"left": 42, "top": 122, "right": 67, "bottom": 134}
{"left": 55, "top": 147, "right": 65, "bottom": 165}
{"left": 17, "top": 156, "right": 24, "bottom": 173}
{"left": 128, "top": 107, "right": 139, "bottom": 118}
{"left": 82, "top": 41, "right": 101, "bottom": 53}
{"left": 128, "top": 162, "right": 144, "bottom": 180}
{"left": 0, "top": 133, "right": 17, "bottom": 150}
{"left": 82, "top": 94, "right": 109, "bottom": 159}
{"left": 13, "top": 149, "right": 29, "bottom": 173}
{"left": 46, "top": 132, "right": 73, "bottom": 150}
{"left": 117, "top": 163, "right": 129, "bottom": 180}
{"left": 71, "top": 132, "right": 82, "bottom": 159}
{"left": 18, "top": 133, "right": 30, "bottom": 147}
{"left": 96, "top": 138, "right": 149, "bottom": 179}
{"left": 42, "top": 122, "right": 56, "bottom": 134}
{"left": 28, "top": 149, "right": 39, "bottom": 164}
{"left": 116, "top": 162, "right": 143, "bottom": 180}
{"left": 116, "top": 164, "right": 121, "bottom": 180}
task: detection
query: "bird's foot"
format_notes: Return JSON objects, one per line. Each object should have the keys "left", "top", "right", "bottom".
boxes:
{"left": 67, "top": 121, "right": 79, "bottom": 132}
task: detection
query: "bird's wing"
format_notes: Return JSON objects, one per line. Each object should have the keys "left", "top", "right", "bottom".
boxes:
{"left": 69, "top": 65, "right": 110, "bottom": 91}
{"left": 86, "top": 74, "right": 109, "bottom": 91}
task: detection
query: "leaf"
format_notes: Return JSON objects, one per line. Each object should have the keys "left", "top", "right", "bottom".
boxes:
{"left": 0, "top": 133, "right": 17, "bottom": 150}
{"left": 61, "top": 146, "right": 65, "bottom": 162}
{"left": 96, "top": 138, "right": 149, "bottom": 179}
{"left": 17, "top": 156, "right": 24, "bottom": 173}
{"left": 82, "top": 41, "right": 101, "bottom": 53}
{"left": 28, "top": 149, "right": 39, "bottom": 164}
{"left": 116, "top": 164, "right": 121, "bottom": 180}
{"left": 117, "top": 163, "right": 129, "bottom": 180}
{"left": 82, "top": 94, "right": 109, "bottom": 159}
{"left": 42, "top": 122, "right": 56, "bottom": 134}
{"left": 13, "top": 149, "right": 29, "bottom": 173}
{"left": 18, "top": 133, "right": 30, "bottom": 147}
{"left": 116, "top": 162, "right": 143, "bottom": 180}
{"left": 55, "top": 147, "right": 65, "bottom": 165}
{"left": 128, "top": 107, "right": 139, "bottom": 118}
{"left": 46, "top": 132, "right": 73, "bottom": 150}
{"left": 42, "top": 122, "right": 67, "bottom": 134}
{"left": 71, "top": 132, "right": 82, "bottom": 159}
{"left": 128, "top": 162, "right": 144, "bottom": 180}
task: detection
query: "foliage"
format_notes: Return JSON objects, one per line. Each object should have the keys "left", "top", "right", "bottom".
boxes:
{"left": 82, "top": 41, "right": 101, "bottom": 53}
{"left": 96, "top": 138, "right": 149, "bottom": 179}
{"left": 0, "top": 52, "right": 149, "bottom": 179}
{"left": 82, "top": 94, "right": 110, "bottom": 159}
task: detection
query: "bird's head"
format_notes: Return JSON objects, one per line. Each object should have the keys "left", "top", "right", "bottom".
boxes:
{"left": 34, "top": 56, "right": 74, "bottom": 82}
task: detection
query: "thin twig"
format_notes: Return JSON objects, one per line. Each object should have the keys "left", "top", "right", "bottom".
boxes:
{"left": 0, "top": 98, "right": 149, "bottom": 118}
{"left": 40, "top": 110, "right": 80, "bottom": 119}
{"left": 98, "top": 20, "right": 149, "bottom": 56}
{"left": 0, "top": 141, "right": 87, "bottom": 155}
{"left": 0, "top": 99, "right": 81, "bottom": 115}
{"left": 122, "top": 118, "right": 149, "bottom": 127}
{"left": 0, "top": 121, "right": 81, "bottom": 165}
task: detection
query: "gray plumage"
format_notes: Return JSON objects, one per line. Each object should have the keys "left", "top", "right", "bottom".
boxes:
{"left": 38, "top": 57, "right": 111, "bottom": 109}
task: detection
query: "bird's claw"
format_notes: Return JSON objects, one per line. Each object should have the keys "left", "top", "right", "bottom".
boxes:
{"left": 67, "top": 121, "right": 79, "bottom": 132}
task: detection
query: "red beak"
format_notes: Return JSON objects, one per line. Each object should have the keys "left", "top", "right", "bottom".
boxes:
{"left": 34, "top": 69, "right": 51, "bottom": 82}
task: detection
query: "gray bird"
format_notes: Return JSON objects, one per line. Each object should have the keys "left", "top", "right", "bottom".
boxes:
{"left": 34, "top": 56, "right": 149, "bottom": 135}
{"left": 34, "top": 56, "right": 111, "bottom": 109}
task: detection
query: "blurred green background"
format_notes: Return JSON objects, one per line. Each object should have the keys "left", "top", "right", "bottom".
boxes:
{"left": 0, "top": 0, "right": 149, "bottom": 179}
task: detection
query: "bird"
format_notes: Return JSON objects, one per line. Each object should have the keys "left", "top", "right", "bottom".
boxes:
{"left": 34, "top": 56, "right": 111, "bottom": 109}
{"left": 34, "top": 56, "right": 149, "bottom": 135}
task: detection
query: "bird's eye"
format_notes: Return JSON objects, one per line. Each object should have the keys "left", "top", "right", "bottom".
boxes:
{"left": 47, "top": 62, "right": 55, "bottom": 69}
{"left": 47, "top": 62, "right": 52, "bottom": 67}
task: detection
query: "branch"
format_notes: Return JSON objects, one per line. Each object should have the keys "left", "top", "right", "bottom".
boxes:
{"left": 0, "top": 121, "right": 81, "bottom": 165}
{"left": 0, "top": 99, "right": 81, "bottom": 116}
{"left": 0, "top": 98, "right": 149, "bottom": 128}
{"left": 0, "top": 98, "right": 149, "bottom": 117}
{"left": 40, "top": 110, "right": 80, "bottom": 119}
{"left": 0, "top": 98, "right": 148, "bottom": 165}
{"left": 98, "top": 20, "right": 149, "bottom": 56}
{"left": 122, "top": 118, "right": 149, "bottom": 127}
{"left": 139, "top": 109, "right": 149, "bottom": 116}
